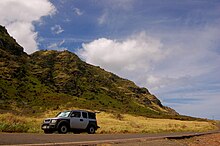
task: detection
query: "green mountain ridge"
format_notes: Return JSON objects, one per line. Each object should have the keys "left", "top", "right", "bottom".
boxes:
{"left": 0, "top": 25, "right": 180, "bottom": 118}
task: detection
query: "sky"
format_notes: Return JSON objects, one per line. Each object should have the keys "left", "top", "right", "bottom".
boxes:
{"left": 0, "top": 0, "right": 220, "bottom": 120}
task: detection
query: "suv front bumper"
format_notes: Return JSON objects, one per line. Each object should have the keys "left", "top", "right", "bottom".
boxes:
{"left": 41, "top": 123, "right": 57, "bottom": 130}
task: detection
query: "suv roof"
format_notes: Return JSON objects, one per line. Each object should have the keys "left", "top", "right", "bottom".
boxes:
{"left": 64, "top": 110, "right": 96, "bottom": 113}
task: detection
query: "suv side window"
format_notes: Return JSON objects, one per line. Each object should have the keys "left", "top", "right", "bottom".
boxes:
{"left": 82, "top": 112, "right": 88, "bottom": 118}
{"left": 88, "top": 112, "right": 96, "bottom": 119}
{"left": 71, "top": 111, "right": 81, "bottom": 118}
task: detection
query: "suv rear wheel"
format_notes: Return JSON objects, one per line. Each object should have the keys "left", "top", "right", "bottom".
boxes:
{"left": 58, "top": 124, "right": 68, "bottom": 134}
{"left": 87, "top": 125, "right": 95, "bottom": 134}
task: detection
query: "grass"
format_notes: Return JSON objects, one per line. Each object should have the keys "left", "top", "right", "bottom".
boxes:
{"left": 96, "top": 112, "right": 217, "bottom": 133}
{"left": 0, "top": 113, "right": 41, "bottom": 133}
{"left": 0, "top": 110, "right": 218, "bottom": 134}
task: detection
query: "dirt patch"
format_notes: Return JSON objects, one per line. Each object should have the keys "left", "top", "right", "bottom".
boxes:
{"left": 182, "top": 133, "right": 220, "bottom": 146}
{"left": 98, "top": 133, "right": 220, "bottom": 146}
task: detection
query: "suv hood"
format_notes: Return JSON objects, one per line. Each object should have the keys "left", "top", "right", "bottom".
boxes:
{"left": 43, "top": 117, "right": 69, "bottom": 123}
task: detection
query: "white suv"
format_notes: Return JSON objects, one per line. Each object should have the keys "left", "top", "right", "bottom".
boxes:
{"left": 41, "top": 110, "right": 100, "bottom": 134}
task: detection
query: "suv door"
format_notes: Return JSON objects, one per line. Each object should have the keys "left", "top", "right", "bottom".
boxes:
{"left": 81, "top": 111, "right": 89, "bottom": 129}
{"left": 70, "top": 111, "right": 89, "bottom": 129}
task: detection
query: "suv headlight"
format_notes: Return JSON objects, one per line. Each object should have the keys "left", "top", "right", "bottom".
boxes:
{"left": 51, "top": 119, "right": 57, "bottom": 124}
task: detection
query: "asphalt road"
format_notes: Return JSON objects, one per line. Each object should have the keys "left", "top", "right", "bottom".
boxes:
{"left": 1, "top": 131, "right": 220, "bottom": 146}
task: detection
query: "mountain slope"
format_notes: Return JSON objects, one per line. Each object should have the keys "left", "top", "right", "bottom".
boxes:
{"left": 0, "top": 25, "right": 178, "bottom": 118}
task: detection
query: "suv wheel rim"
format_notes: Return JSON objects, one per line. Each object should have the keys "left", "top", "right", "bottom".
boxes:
{"left": 90, "top": 127, "right": 95, "bottom": 133}
{"left": 61, "top": 126, "right": 67, "bottom": 133}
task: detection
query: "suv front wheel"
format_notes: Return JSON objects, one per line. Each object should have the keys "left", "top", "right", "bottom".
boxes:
{"left": 58, "top": 124, "right": 68, "bottom": 134}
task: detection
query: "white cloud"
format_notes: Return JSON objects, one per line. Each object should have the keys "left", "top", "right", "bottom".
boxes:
{"left": 64, "top": 18, "right": 71, "bottom": 23}
{"left": 97, "top": 0, "right": 134, "bottom": 25}
{"left": 98, "top": 12, "right": 108, "bottom": 25}
{"left": 73, "top": 8, "right": 83, "bottom": 16}
{"left": 78, "top": 32, "right": 166, "bottom": 77}
{"left": 79, "top": 28, "right": 219, "bottom": 85}
{"left": 0, "top": 0, "right": 56, "bottom": 54}
{"left": 166, "top": 93, "right": 220, "bottom": 119}
{"left": 99, "top": 0, "right": 134, "bottom": 10}
{"left": 51, "top": 25, "right": 64, "bottom": 35}
{"left": 47, "top": 40, "right": 66, "bottom": 50}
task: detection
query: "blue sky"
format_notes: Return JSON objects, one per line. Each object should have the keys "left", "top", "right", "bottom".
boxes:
{"left": 0, "top": 0, "right": 220, "bottom": 119}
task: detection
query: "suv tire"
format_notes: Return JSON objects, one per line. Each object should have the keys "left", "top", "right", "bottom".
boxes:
{"left": 58, "top": 124, "right": 68, "bottom": 134}
{"left": 87, "top": 125, "right": 95, "bottom": 134}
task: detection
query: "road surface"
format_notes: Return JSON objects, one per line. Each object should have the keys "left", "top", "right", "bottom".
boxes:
{"left": 0, "top": 130, "right": 220, "bottom": 146}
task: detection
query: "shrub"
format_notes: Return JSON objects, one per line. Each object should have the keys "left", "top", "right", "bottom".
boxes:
{"left": 0, "top": 113, "right": 29, "bottom": 133}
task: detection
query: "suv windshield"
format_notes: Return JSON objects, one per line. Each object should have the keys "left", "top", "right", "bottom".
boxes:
{"left": 56, "top": 111, "right": 71, "bottom": 117}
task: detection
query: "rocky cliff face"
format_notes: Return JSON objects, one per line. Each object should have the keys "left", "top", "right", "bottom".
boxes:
{"left": 0, "top": 25, "right": 178, "bottom": 117}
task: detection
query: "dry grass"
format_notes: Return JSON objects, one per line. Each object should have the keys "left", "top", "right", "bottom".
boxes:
{"left": 0, "top": 113, "right": 43, "bottom": 133}
{"left": 0, "top": 111, "right": 217, "bottom": 134}
{"left": 96, "top": 112, "right": 217, "bottom": 134}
